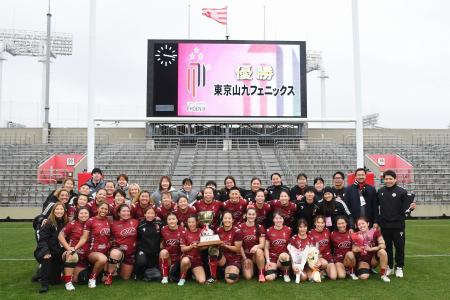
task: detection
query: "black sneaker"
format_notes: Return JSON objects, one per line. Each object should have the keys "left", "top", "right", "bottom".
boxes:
{"left": 39, "top": 285, "right": 49, "bottom": 293}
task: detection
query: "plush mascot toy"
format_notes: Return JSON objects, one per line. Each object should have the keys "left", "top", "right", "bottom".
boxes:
{"left": 307, "top": 245, "right": 321, "bottom": 283}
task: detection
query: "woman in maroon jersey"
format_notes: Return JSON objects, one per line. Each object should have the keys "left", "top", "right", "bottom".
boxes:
{"left": 309, "top": 215, "right": 337, "bottom": 280}
{"left": 193, "top": 187, "right": 222, "bottom": 230}
{"left": 264, "top": 212, "right": 292, "bottom": 282}
{"left": 87, "top": 188, "right": 107, "bottom": 216}
{"left": 67, "top": 194, "right": 89, "bottom": 221}
{"left": 109, "top": 189, "right": 127, "bottom": 221}
{"left": 105, "top": 204, "right": 139, "bottom": 285}
{"left": 58, "top": 207, "right": 91, "bottom": 290}
{"left": 253, "top": 189, "right": 272, "bottom": 227}
{"left": 104, "top": 181, "right": 116, "bottom": 205}
{"left": 352, "top": 217, "right": 390, "bottom": 282}
{"left": 331, "top": 216, "right": 358, "bottom": 280}
{"left": 174, "top": 195, "right": 196, "bottom": 227}
{"left": 131, "top": 190, "right": 155, "bottom": 221}
{"left": 179, "top": 215, "right": 206, "bottom": 286}
{"left": 156, "top": 192, "right": 177, "bottom": 224}
{"left": 208, "top": 212, "right": 242, "bottom": 284}
{"left": 269, "top": 190, "right": 297, "bottom": 229}
{"left": 239, "top": 206, "right": 266, "bottom": 282}
{"left": 79, "top": 201, "right": 111, "bottom": 288}
{"left": 159, "top": 213, "right": 183, "bottom": 284}
{"left": 222, "top": 187, "right": 248, "bottom": 225}
{"left": 287, "top": 218, "right": 311, "bottom": 283}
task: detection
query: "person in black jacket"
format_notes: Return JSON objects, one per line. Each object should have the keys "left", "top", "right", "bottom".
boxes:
{"left": 317, "top": 186, "right": 354, "bottom": 231}
{"left": 313, "top": 177, "right": 325, "bottom": 202}
{"left": 135, "top": 207, "right": 162, "bottom": 280}
{"left": 42, "top": 178, "right": 78, "bottom": 210}
{"left": 243, "top": 177, "right": 263, "bottom": 202}
{"left": 34, "top": 202, "right": 68, "bottom": 293}
{"left": 344, "top": 168, "right": 379, "bottom": 229}
{"left": 377, "top": 170, "right": 416, "bottom": 278}
{"left": 331, "top": 171, "right": 346, "bottom": 200}
{"left": 296, "top": 187, "right": 320, "bottom": 230}
{"left": 265, "top": 172, "right": 290, "bottom": 201}
{"left": 290, "top": 173, "right": 308, "bottom": 204}
{"left": 218, "top": 175, "right": 246, "bottom": 202}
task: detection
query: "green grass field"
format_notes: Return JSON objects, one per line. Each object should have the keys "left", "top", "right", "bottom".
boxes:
{"left": 1, "top": 220, "right": 449, "bottom": 300}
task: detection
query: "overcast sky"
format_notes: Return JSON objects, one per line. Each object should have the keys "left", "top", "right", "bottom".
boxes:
{"left": 0, "top": 0, "right": 449, "bottom": 128}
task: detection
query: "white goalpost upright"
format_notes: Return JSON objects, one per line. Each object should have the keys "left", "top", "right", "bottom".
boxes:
{"left": 87, "top": 117, "right": 363, "bottom": 172}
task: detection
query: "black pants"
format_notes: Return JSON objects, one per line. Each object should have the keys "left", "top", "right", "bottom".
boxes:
{"left": 381, "top": 226, "right": 405, "bottom": 268}
{"left": 134, "top": 251, "right": 158, "bottom": 277}
{"left": 39, "top": 256, "right": 63, "bottom": 286}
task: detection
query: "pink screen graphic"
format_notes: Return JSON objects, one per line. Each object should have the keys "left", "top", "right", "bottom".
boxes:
{"left": 178, "top": 43, "right": 301, "bottom": 117}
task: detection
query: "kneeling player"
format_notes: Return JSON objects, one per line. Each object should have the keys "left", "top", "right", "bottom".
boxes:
{"left": 209, "top": 212, "right": 243, "bottom": 284}
{"left": 106, "top": 204, "right": 138, "bottom": 285}
{"left": 160, "top": 213, "right": 183, "bottom": 284}
{"left": 239, "top": 206, "right": 266, "bottom": 282}
{"left": 352, "top": 217, "right": 390, "bottom": 282}
{"left": 264, "top": 213, "right": 292, "bottom": 282}
{"left": 309, "top": 215, "right": 337, "bottom": 280}
{"left": 330, "top": 216, "right": 357, "bottom": 280}
{"left": 58, "top": 207, "right": 91, "bottom": 291}
{"left": 179, "top": 216, "right": 206, "bottom": 285}
{"left": 287, "top": 218, "right": 311, "bottom": 283}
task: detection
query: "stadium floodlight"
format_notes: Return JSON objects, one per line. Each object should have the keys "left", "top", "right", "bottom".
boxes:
{"left": 0, "top": 26, "right": 73, "bottom": 137}
{"left": 0, "top": 29, "right": 72, "bottom": 57}
{"left": 363, "top": 113, "right": 379, "bottom": 128}
{"left": 306, "top": 50, "right": 322, "bottom": 73}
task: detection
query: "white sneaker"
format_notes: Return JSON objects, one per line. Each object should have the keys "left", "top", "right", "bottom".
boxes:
{"left": 381, "top": 275, "right": 391, "bottom": 282}
{"left": 395, "top": 267, "right": 404, "bottom": 278}
{"left": 178, "top": 279, "right": 186, "bottom": 286}
{"left": 161, "top": 277, "right": 169, "bottom": 284}
{"left": 65, "top": 282, "right": 75, "bottom": 291}
{"left": 350, "top": 273, "right": 358, "bottom": 280}
{"left": 385, "top": 267, "right": 393, "bottom": 276}
{"left": 283, "top": 274, "right": 291, "bottom": 283}
{"left": 88, "top": 279, "right": 96, "bottom": 288}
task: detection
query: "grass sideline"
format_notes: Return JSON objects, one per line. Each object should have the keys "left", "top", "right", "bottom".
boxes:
{"left": 0, "top": 220, "right": 449, "bottom": 300}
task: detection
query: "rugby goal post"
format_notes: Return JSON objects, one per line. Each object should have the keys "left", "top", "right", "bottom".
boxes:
{"left": 88, "top": 117, "right": 363, "bottom": 171}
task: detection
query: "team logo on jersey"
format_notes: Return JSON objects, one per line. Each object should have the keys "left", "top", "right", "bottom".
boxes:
{"left": 392, "top": 193, "right": 397, "bottom": 197}
{"left": 166, "top": 239, "right": 180, "bottom": 246}
{"left": 120, "top": 227, "right": 136, "bottom": 237}
{"left": 317, "top": 239, "right": 328, "bottom": 247}
{"left": 242, "top": 235, "right": 256, "bottom": 242}
{"left": 272, "top": 239, "right": 286, "bottom": 246}
{"left": 99, "top": 228, "right": 110, "bottom": 236}
{"left": 338, "top": 241, "right": 351, "bottom": 249}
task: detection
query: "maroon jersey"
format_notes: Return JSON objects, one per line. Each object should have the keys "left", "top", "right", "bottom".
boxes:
{"left": 194, "top": 200, "right": 223, "bottom": 229}
{"left": 84, "top": 217, "right": 111, "bottom": 254}
{"left": 161, "top": 226, "right": 183, "bottom": 263}
{"left": 353, "top": 229, "right": 381, "bottom": 263}
{"left": 331, "top": 231, "right": 352, "bottom": 262}
{"left": 238, "top": 222, "right": 265, "bottom": 259}
{"left": 111, "top": 218, "right": 138, "bottom": 256}
{"left": 180, "top": 229, "right": 202, "bottom": 260}
{"left": 266, "top": 225, "right": 292, "bottom": 263}
{"left": 156, "top": 203, "right": 176, "bottom": 222}
{"left": 63, "top": 220, "right": 89, "bottom": 256}
{"left": 309, "top": 228, "right": 332, "bottom": 261}
{"left": 253, "top": 202, "right": 272, "bottom": 225}
{"left": 132, "top": 203, "right": 155, "bottom": 221}
{"left": 87, "top": 201, "right": 112, "bottom": 217}
{"left": 67, "top": 205, "right": 77, "bottom": 220}
{"left": 288, "top": 234, "right": 312, "bottom": 251}
{"left": 174, "top": 206, "right": 197, "bottom": 227}
{"left": 106, "top": 195, "right": 114, "bottom": 205}
{"left": 269, "top": 200, "right": 297, "bottom": 228}
{"left": 222, "top": 198, "right": 248, "bottom": 225}
{"left": 217, "top": 226, "right": 243, "bottom": 266}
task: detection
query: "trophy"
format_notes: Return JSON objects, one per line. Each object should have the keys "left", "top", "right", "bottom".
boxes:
{"left": 197, "top": 211, "right": 222, "bottom": 246}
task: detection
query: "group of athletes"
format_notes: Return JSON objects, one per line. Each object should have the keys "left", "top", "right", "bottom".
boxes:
{"left": 33, "top": 167, "right": 415, "bottom": 293}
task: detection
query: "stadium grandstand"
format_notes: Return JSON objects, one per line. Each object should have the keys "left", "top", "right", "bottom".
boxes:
{"left": 1, "top": 126, "right": 449, "bottom": 219}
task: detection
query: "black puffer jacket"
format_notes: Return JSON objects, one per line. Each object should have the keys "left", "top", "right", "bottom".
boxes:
{"left": 137, "top": 219, "right": 162, "bottom": 256}
{"left": 34, "top": 219, "right": 65, "bottom": 261}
